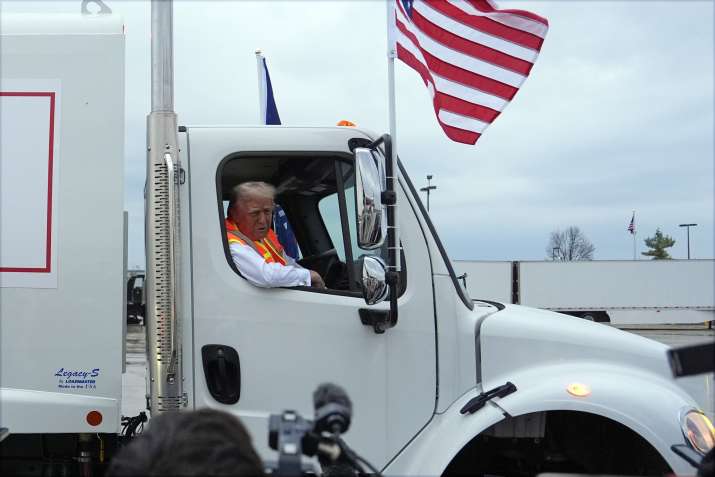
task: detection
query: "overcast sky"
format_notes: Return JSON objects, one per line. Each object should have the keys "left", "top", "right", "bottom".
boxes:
{"left": 4, "top": 0, "right": 714, "bottom": 267}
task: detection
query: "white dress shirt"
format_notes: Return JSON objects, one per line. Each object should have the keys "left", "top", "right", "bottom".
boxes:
{"left": 229, "top": 241, "right": 311, "bottom": 288}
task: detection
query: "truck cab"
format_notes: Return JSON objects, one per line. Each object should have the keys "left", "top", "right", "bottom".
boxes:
{"left": 176, "top": 125, "right": 712, "bottom": 474}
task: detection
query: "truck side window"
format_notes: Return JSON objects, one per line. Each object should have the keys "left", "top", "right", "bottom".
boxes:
{"left": 219, "top": 154, "right": 404, "bottom": 295}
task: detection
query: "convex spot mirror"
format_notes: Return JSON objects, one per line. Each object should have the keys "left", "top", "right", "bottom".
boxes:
{"left": 359, "top": 255, "right": 389, "bottom": 305}
{"left": 354, "top": 147, "right": 387, "bottom": 250}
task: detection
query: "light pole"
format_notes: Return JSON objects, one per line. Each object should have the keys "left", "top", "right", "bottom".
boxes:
{"left": 419, "top": 174, "right": 437, "bottom": 212}
{"left": 679, "top": 223, "right": 697, "bottom": 259}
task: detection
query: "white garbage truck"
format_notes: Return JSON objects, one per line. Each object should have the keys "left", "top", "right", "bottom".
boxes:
{"left": 1, "top": 5, "right": 713, "bottom": 476}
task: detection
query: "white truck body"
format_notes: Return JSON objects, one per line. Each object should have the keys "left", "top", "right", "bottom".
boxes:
{"left": 455, "top": 259, "right": 715, "bottom": 324}
{"left": 0, "top": 14, "right": 125, "bottom": 434}
{"left": 1, "top": 12, "right": 711, "bottom": 477}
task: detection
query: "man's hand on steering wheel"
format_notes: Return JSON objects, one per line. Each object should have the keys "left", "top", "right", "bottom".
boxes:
{"left": 309, "top": 270, "right": 326, "bottom": 289}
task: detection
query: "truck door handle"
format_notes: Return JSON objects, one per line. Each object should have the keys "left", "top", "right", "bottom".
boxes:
{"left": 359, "top": 308, "right": 391, "bottom": 334}
{"left": 201, "top": 345, "right": 240, "bottom": 404}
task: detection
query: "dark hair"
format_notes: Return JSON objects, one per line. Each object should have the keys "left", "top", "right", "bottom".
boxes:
{"left": 106, "top": 409, "right": 265, "bottom": 477}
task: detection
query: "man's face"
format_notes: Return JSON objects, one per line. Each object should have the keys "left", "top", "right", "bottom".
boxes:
{"left": 230, "top": 194, "right": 274, "bottom": 241}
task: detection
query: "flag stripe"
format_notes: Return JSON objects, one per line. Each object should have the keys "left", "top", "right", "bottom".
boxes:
{"left": 443, "top": 125, "right": 481, "bottom": 144}
{"left": 433, "top": 72, "right": 508, "bottom": 111}
{"left": 439, "top": 109, "right": 490, "bottom": 133}
{"left": 393, "top": 0, "right": 547, "bottom": 145}
{"left": 436, "top": 0, "right": 545, "bottom": 50}
{"left": 411, "top": 6, "right": 535, "bottom": 74}
{"left": 396, "top": 7, "right": 526, "bottom": 87}
{"left": 397, "top": 23, "right": 518, "bottom": 100}
{"left": 415, "top": 1, "right": 539, "bottom": 63}
{"left": 470, "top": 0, "right": 549, "bottom": 30}
{"left": 396, "top": 43, "right": 482, "bottom": 144}
{"left": 398, "top": 24, "right": 518, "bottom": 101}
{"left": 397, "top": 35, "right": 501, "bottom": 125}
{"left": 435, "top": 92, "right": 500, "bottom": 123}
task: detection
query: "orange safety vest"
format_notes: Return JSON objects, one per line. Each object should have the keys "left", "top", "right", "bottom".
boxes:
{"left": 225, "top": 218, "right": 287, "bottom": 266}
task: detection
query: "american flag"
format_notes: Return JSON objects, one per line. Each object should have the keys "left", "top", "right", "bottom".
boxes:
{"left": 391, "top": 0, "right": 548, "bottom": 144}
{"left": 628, "top": 212, "right": 636, "bottom": 234}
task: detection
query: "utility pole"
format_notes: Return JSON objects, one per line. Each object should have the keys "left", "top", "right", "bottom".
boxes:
{"left": 419, "top": 174, "right": 437, "bottom": 212}
{"left": 679, "top": 223, "right": 697, "bottom": 259}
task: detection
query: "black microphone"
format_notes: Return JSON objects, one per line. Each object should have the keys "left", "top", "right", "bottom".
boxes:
{"left": 313, "top": 383, "right": 353, "bottom": 435}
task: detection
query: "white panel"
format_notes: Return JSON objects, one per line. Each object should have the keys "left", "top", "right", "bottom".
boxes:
{"left": 519, "top": 260, "right": 715, "bottom": 309}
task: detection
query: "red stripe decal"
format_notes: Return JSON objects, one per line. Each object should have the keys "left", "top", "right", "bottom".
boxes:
{"left": 0, "top": 91, "right": 55, "bottom": 273}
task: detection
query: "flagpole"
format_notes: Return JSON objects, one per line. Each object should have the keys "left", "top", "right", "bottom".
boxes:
{"left": 386, "top": 0, "right": 400, "bottom": 273}
{"left": 255, "top": 50, "right": 266, "bottom": 124}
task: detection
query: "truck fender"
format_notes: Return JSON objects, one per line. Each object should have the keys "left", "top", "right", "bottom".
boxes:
{"left": 387, "top": 363, "right": 699, "bottom": 475}
{"left": 384, "top": 388, "right": 506, "bottom": 475}
{"left": 483, "top": 361, "right": 699, "bottom": 474}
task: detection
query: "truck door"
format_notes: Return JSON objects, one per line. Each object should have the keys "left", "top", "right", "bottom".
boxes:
{"left": 187, "top": 127, "right": 436, "bottom": 467}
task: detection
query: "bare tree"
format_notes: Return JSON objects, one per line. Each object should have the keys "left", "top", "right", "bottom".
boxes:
{"left": 547, "top": 226, "right": 595, "bottom": 261}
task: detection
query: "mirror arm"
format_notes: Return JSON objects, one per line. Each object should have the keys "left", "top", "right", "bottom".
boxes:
{"left": 371, "top": 134, "right": 399, "bottom": 329}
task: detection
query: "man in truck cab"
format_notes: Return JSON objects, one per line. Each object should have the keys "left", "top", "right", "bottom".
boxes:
{"left": 226, "top": 181, "right": 326, "bottom": 289}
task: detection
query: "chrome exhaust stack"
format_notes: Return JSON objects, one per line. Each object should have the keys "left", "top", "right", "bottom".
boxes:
{"left": 145, "top": 0, "right": 183, "bottom": 413}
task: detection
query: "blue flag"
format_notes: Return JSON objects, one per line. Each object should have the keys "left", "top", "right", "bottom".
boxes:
{"left": 260, "top": 58, "right": 281, "bottom": 125}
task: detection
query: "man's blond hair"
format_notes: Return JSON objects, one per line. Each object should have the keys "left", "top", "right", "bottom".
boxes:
{"left": 230, "top": 181, "right": 276, "bottom": 208}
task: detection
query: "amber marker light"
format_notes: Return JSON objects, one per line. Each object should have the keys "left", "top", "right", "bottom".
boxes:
{"left": 86, "top": 411, "right": 103, "bottom": 427}
{"left": 566, "top": 383, "right": 591, "bottom": 397}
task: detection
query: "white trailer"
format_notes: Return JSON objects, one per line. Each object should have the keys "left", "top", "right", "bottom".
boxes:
{"left": 455, "top": 259, "right": 715, "bottom": 324}
{"left": 1, "top": 6, "right": 713, "bottom": 477}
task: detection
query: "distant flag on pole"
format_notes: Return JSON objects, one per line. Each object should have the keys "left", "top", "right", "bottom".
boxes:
{"left": 628, "top": 212, "right": 636, "bottom": 235}
{"left": 389, "top": 0, "right": 549, "bottom": 145}
{"left": 256, "top": 51, "right": 281, "bottom": 125}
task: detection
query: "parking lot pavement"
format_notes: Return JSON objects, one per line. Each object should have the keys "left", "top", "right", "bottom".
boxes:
{"left": 122, "top": 323, "right": 714, "bottom": 419}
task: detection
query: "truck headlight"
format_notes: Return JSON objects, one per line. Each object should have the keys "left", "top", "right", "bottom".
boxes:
{"left": 681, "top": 409, "right": 715, "bottom": 455}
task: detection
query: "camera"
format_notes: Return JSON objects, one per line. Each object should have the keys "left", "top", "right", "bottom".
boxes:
{"left": 267, "top": 383, "right": 378, "bottom": 476}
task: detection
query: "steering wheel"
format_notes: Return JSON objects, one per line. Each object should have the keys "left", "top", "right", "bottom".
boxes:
{"left": 298, "top": 249, "right": 344, "bottom": 288}
{"left": 298, "top": 248, "right": 338, "bottom": 276}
